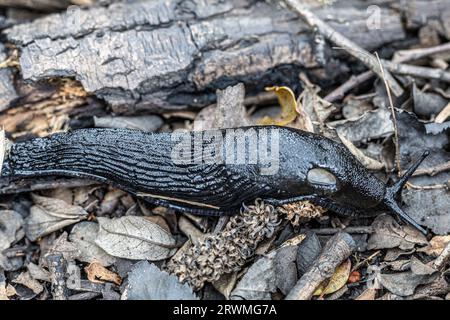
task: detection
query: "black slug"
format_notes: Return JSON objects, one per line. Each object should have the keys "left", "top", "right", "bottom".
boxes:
{"left": 1, "top": 126, "right": 429, "bottom": 234}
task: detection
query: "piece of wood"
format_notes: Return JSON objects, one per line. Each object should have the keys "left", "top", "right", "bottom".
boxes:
{"left": 285, "top": 232, "right": 356, "bottom": 300}
{"left": 46, "top": 254, "right": 69, "bottom": 300}
{"left": 5, "top": 0, "right": 409, "bottom": 113}
{"left": 0, "top": 177, "right": 96, "bottom": 194}
{"left": 0, "top": 43, "right": 18, "bottom": 112}
{"left": 0, "top": 0, "right": 95, "bottom": 11}
{"left": 284, "top": 0, "right": 404, "bottom": 97}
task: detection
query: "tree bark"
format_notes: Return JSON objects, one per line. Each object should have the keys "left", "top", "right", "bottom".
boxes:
{"left": 5, "top": 0, "right": 410, "bottom": 113}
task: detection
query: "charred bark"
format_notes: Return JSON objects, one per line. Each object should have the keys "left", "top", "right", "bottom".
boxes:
{"left": 4, "top": 0, "right": 412, "bottom": 113}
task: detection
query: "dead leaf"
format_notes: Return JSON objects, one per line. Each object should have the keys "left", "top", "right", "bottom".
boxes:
{"left": 212, "top": 272, "right": 238, "bottom": 299}
{"left": 68, "top": 221, "right": 116, "bottom": 266}
{"left": 367, "top": 215, "right": 428, "bottom": 251}
{"left": 379, "top": 271, "right": 437, "bottom": 297}
{"left": 314, "top": 259, "right": 352, "bottom": 296}
{"left": 27, "top": 263, "right": 51, "bottom": 283}
{"left": 337, "top": 132, "right": 384, "bottom": 170}
{"left": 275, "top": 237, "right": 302, "bottom": 295}
{"left": 296, "top": 231, "right": 322, "bottom": 277}
{"left": 85, "top": 262, "right": 122, "bottom": 286}
{"left": 355, "top": 288, "right": 377, "bottom": 300}
{"left": 25, "top": 193, "right": 88, "bottom": 241}
{"left": 46, "top": 232, "right": 80, "bottom": 262}
{"left": 95, "top": 216, "right": 176, "bottom": 261}
{"left": 298, "top": 84, "right": 335, "bottom": 133}
{"left": 259, "top": 86, "right": 298, "bottom": 126}
{"left": 0, "top": 271, "right": 8, "bottom": 300}
{"left": 123, "top": 261, "right": 198, "bottom": 300}
{"left": 0, "top": 210, "right": 24, "bottom": 270}
{"left": 98, "top": 189, "right": 125, "bottom": 215}
{"left": 418, "top": 235, "right": 450, "bottom": 257}
{"left": 0, "top": 210, "right": 24, "bottom": 250}
{"left": 12, "top": 271, "right": 44, "bottom": 295}
{"left": 230, "top": 252, "right": 277, "bottom": 300}
{"left": 410, "top": 256, "right": 437, "bottom": 276}
{"left": 413, "top": 84, "right": 448, "bottom": 118}
{"left": 328, "top": 108, "right": 393, "bottom": 143}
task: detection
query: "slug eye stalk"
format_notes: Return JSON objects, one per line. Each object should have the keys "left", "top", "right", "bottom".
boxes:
{"left": 383, "top": 151, "right": 430, "bottom": 235}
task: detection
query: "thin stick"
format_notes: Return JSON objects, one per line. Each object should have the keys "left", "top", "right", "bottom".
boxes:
{"left": 435, "top": 102, "right": 450, "bottom": 124}
{"left": 304, "top": 226, "right": 373, "bottom": 235}
{"left": 375, "top": 52, "right": 401, "bottom": 174}
{"left": 432, "top": 241, "right": 450, "bottom": 270}
{"left": 324, "top": 71, "right": 374, "bottom": 102}
{"left": 393, "top": 42, "right": 450, "bottom": 63}
{"left": 400, "top": 160, "right": 450, "bottom": 177}
{"left": 284, "top": 0, "right": 404, "bottom": 97}
{"left": 285, "top": 232, "right": 356, "bottom": 300}
{"left": 325, "top": 42, "right": 450, "bottom": 103}
{"left": 383, "top": 60, "right": 450, "bottom": 83}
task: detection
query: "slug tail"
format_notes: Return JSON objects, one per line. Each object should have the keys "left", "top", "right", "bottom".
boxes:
{"left": 383, "top": 151, "right": 430, "bottom": 235}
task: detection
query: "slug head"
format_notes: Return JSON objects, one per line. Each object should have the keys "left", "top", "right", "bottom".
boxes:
{"left": 277, "top": 129, "right": 387, "bottom": 209}
{"left": 277, "top": 128, "right": 429, "bottom": 234}
{"left": 381, "top": 151, "right": 430, "bottom": 235}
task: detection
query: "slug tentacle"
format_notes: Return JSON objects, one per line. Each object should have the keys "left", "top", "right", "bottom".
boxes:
{"left": 382, "top": 151, "right": 430, "bottom": 235}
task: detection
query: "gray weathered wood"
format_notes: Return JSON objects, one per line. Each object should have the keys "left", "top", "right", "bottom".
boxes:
{"left": 0, "top": 43, "right": 18, "bottom": 112}
{"left": 5, "top": 0, "right": 408, "bottom": 113}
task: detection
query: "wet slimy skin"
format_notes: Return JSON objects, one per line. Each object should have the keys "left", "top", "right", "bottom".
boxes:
{"left": 1, "top": 126, "right": 429, "bottom": 234}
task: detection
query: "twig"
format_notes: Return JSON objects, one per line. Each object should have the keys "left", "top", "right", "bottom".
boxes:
{"left": 325, "top": 42, "right": 450, "bottom": 103}
{"left": 375, "top": 53, "right": 401, "bottom": 174}
{"left": 435, "top": 102, "right": 450, "bottom": 124}
{"left": 393, "top": 42, "right": 450, "bottom": 63}
{"left": 324, "top": 71, "right": 374, "bottom": 102}
{"left": 46, "top": 254, "right": 69, "bottom": 300}
{"left": 401, "top": 160, "right": 450, "bottom": 177}
{"left": 304, "top": 226, "right": 373, "bottom": 235}
{"left": 284, "top": 0, "right": 404, "bottom": 97}
{"left": 432, "top": 241, "right": 450, "bottom": 271}
{"left": 285, "top": 232, "right": 356, "bottom": 300}
{"left": 383, "top": 60, "right": 450, "bottom": 83}
{"left": 0, "top": 177, "right": 97, "bottom": 194}
{"left": 352, "top": 250, "right": 381, "bottom": 272}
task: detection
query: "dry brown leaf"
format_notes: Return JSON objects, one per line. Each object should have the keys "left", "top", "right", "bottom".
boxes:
{"left": 417, "top": 235, "right": 450, "bottom": 257}
{"left": 12, "top": 272, "right": 43, "bottom": 295}
{"left": 297, "top": 84, "right": 336, "bottom": 136}
{"left": 85, "top": 262, "right": 122, "bottom": 286}
{"left": 314, "top": 259, "right": 352, "bottom": 296}
{"left": 367, "top": 215, "right": 428, "bottom": 251}
{"left": 355, "top": 288, "right": 377, "bottom": 300}
{"left": 25, "top": 194, "right": 88, "bottom": 241}
{"left": 95, "top": 216, "right": 176, "bottom": 261}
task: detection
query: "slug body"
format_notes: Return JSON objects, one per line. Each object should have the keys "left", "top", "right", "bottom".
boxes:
{"left": 1, "top": 126, "right": 428, "bottom": 233}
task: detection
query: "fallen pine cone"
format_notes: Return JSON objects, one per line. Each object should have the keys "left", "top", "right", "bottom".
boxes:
{"left": 278, "top": 201, "right": 327, "bottom": 226}
{"left": 166, "top": 199, "right": 280, "bottom": 290}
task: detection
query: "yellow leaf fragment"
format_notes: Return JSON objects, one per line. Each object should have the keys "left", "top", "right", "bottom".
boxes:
{"left": 314, "top": 259, "right": 352, "bottom": 296}
{"left": 85, "top": 262, "right": 122, "bottom": 286}
{"left": 259, "top": 86, "right": 298, "bottom": 126}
